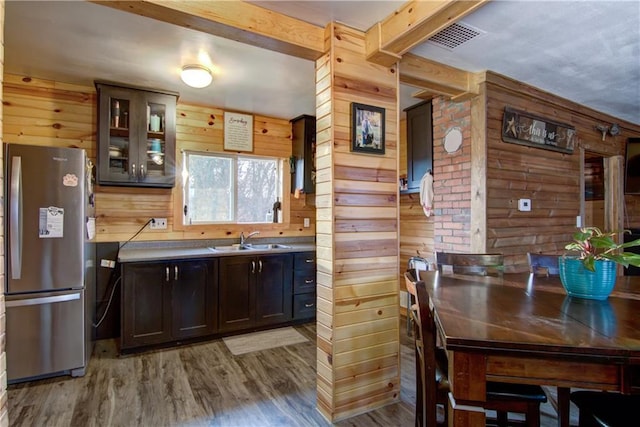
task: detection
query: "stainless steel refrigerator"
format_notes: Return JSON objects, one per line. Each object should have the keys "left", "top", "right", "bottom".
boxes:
{"left": 4, "top": 143, "right": 95, "bottom": 383}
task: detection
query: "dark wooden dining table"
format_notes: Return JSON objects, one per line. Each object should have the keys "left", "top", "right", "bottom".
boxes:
{"left": 407, "top": 271, "right": 640, "bottom": 427}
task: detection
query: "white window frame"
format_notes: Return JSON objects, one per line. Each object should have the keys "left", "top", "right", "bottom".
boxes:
{"left": 182, "top": 150, "right": 283, "bottom": 225}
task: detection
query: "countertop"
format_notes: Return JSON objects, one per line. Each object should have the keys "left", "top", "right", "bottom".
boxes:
{"left": 117, "top": 238, "right": 315, "bottom": 263}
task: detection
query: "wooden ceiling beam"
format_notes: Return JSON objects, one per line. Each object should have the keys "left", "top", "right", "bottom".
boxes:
{"left": 94, "top": 1, "right": 487, "bottom": 100}
{"left": 399, "top": 53, "right": 479, "bottom": 101}
{"left": 90, "top": 0, "right": 325, "bottom": 61}
{"left": 365, "top": 0, "right": 490, "bottom": 67}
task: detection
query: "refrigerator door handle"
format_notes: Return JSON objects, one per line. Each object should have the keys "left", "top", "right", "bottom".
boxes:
{"left": 6, "top": 292, "right": 81, "bottom": 308}
{"left": 10, "top": 156, "right": 23, "bottom": 279}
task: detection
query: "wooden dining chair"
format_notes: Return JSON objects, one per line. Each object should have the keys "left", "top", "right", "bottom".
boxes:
{"left": 410, "top": 272, "right": 548, "bottom": 427}
{"left": 526, "top": 252, "right": 575, "bottom": 427}
{"left": 410, "top": 273, "right": 449, "bottom": 426}
{"left": 527, "top": 252, "right": 560, "bottom": 276}
{"left": 406, "top": 256, "right": 429, "bottom": 336}
{"left": 570, "top": 390, "right": 640, "bottom": 427}
{"left": 431, "top": 252, "right": 548, "bottom": 426}
{"left": 435, "top": 251, "right": 504, "bottom": 277}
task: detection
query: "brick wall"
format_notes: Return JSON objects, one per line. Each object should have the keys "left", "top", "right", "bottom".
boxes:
{"left": 432, "top": 97, "right": 472, "bottom": 252}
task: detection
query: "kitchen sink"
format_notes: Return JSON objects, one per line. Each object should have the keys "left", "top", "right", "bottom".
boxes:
{"left": 209, "top": 243, "right": 292, "bottom": 252}
{"left": 210, "top": 245, "right": 255, "bottom": 251}
{"left": 243, "top": 243, "right": 292, "bottom": 250}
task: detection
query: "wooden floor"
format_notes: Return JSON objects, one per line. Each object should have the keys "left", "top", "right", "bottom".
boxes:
{"left": 8, "top": 321, "right": 572, "bottom": 426}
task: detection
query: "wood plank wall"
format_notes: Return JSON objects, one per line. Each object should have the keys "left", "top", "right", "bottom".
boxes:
{"left": 315, "top": 23, "right": 400, "bottom": 422}
{"left": 0, "top": 1, "right": 7, "bottom": 424}
{"left": 420, "top": 72, "right": 640, "bottom": 273}
{"left": 483, "top": 72, "right": 640, "bottom": 271}
{"left": 398, "top": 117, "right": 436, "bottom": 297}
{"left": 2, "top": 74, "right": 315, "bottom": 244}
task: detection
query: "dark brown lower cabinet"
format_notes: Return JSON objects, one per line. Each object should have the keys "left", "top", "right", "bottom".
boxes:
{"left": 292, "top": 252, "right": 316, "bottom": 320}
{"left": 218, "top": 253, "right": 293, "bottom": 333}
{"left": 121, "top": 259, "right": 217, "bottom": 351}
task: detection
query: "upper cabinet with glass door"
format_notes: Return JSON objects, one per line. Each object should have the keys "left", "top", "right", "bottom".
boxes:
{"left": 96, "top": 82, "right": 178, "bottom": 188}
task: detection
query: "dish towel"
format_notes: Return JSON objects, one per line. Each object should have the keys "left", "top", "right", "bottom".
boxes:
{"left": 419, "top": 172, "right": 434, "bottom": 217}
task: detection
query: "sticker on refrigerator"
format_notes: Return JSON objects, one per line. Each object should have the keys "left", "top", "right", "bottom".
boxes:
{"left": 39, "top": 206, "right": 64, "bottom": 238}
{"left": 62, "top": 173, "right": 78, "bottom": 187}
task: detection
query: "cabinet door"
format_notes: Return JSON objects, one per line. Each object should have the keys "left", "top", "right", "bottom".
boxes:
{"left": 255, "top": 254, "right": 293, "bottom": 326}
{"left": 171, "top": 259, "right": 217, "bottom": 340}
{"left": 138, "top": 91, "right": 176, "bottom": 188}
{"left": 218, "top": 255, "right": 255, "bottom": 332}
{"left": 96, "top": 83, "right": 177, "bottom": 188}
{"left": 406, "top": 101, "right": 433, "bottom": 191}
{"left": 97, "top": 85, "right": 139, "bottom": 185}
{"left": 121, "top": 262, "right": 171, "bottom": 350}
{"left": 291, "top": 115, "right": 316, "bottom": 194}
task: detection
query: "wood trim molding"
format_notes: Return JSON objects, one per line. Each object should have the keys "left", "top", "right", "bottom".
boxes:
{"left": 399, "top": 53, "right": 479, "bottom": 100}
{"left": 470, "top": 83, "right": 488, "bottom": 252}
{"left": 92, "top": 1, "right": 489, "bottom": 102}
{"left": 365, "top": 0, "right": 489, "bottom": 66}
{"left": 91, "top": 0, "right": 325, "bottom": 60}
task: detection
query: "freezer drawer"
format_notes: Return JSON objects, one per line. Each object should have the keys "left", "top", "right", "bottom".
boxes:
{"left": 6, "top": 290, "right": 86, "bottom": 383}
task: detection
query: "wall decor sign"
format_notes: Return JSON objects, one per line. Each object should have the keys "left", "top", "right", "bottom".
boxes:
{"left": 224, "top": 111, "right": 254, "bottom": 152}
{"left": 502, "top": 107, "right": 576, "bottom": 154}
{"left": 351, "top": 102, "right": 385, "bottom": 155}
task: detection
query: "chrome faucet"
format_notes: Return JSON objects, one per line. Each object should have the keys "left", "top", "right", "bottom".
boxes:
{"left": 240, "top": 231, "right": 260, "bottom": 245}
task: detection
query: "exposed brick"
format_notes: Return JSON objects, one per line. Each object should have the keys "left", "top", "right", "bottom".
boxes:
{"left": 433, "top": 96, "right": 472, "bottom": 252}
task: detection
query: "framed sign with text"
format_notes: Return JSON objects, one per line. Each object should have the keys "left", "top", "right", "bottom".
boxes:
{"left": 502, "top": 107, "right": 576, "bottom": 154}
{"left": 224, "top": 112, "right": 253, "bottom": 152}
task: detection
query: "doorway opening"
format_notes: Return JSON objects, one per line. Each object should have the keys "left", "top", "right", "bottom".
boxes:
{"left": 584, "top": 153, "right": 605, "bottom": 229}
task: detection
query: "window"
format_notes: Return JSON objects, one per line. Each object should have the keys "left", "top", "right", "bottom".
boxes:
{"left": 183, "top": 151, "right": 282, "bottom": 224}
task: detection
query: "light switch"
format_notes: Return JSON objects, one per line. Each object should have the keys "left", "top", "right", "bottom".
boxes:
{"left": 518, "top": 198, "right": 531, "bottom": 212}
{"left": 303, "top": 218, "right": 310, "bottom": 228}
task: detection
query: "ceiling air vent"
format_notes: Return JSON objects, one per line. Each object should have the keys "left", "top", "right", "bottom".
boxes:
{"left": 427, "top": 22, "right": 486, "bottom": 50}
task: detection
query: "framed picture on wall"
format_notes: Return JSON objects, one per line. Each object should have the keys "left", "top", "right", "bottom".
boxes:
{"left": 351, "top": 102, "right": 385, "bottom": 155}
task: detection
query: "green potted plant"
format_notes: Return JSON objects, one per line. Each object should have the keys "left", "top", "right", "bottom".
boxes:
{"left": 560, "top": 227, "right": 640, "bottom": 300}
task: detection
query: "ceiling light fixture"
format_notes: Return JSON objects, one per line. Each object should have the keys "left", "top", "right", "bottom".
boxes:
{"left": 181, "top": 65, "right": 212, "bottom": 88}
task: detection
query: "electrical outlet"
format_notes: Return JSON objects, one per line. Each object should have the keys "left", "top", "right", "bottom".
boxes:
{"left": 150, "top": 218, "right": 167, "bottom": 229}
{"left": 303, "top": 218, "right": 310, "bottom": 228}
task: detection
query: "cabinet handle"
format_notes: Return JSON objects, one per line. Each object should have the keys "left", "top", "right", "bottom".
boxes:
{"left": 305, "top": 279, "right": 314, "bottom": 284}
{"left": 174, "top": 265, "right": 178, "bottom": 281}
{"left": 258, "top": 260, "right": 263, "bottom": 273}
{"left": 251, "top": 260, "right": 256, "bottom": 274}
{"left": 305, "top": 259, "right": 314, "bottom": 263}
{"left": 304, "top": 303, "right": 315, "bottom": 308}
{"left": 140, "top": 163, "right": 145, "bottom": 179}
{"left": 165, "top": 266, "right": 170, "bottom": 282}
{"left": 131, "top": 163, "right": 136, "bottom": 179}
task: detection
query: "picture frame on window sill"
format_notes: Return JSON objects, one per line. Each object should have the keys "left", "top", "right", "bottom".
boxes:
{"left": 351, "top": 102, "right": 385, "bottom": 155}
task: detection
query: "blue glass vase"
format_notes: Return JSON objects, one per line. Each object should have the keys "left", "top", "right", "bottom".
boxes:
{"left": 558, "top": 257, "right": 617, "bottom": 300}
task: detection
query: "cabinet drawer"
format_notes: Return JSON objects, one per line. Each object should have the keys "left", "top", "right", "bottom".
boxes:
{"left": 294, "top": 252, "right": 316, "bottom": 270}
{"left": 293, "top": 293, "right": 316, "bottom": 320}
{"left": 294, "top": 271, "right": 316, "bottom": 294}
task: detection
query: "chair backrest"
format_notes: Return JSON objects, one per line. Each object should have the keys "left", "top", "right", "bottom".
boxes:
{"left": 435, "top": 251, "right": 504, "bottom": 277}
{"left": 527, "top": 252, "right": 560, "bottom": 276}
{"left": 412, "top": 275, "right": 440, "bottom": 427}
{"left": 407, "top": 256, "right": 429, "bottom": 282}
{"left": 408, "top": 255, "right": 429, "bottom": 271}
